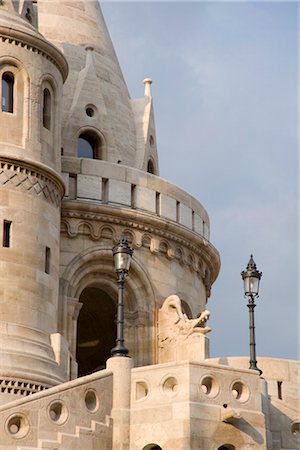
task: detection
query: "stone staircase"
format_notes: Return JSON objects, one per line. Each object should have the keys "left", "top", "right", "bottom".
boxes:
{"left": 18, "top": 418, "right": 112, "bottom": 450}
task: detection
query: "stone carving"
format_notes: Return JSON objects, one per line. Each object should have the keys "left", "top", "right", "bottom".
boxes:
{"left": 0, "top": 161, "right": 62, "bottom": 206}
{"left": 158, "top": 295, "right": 211, "bottom": 363}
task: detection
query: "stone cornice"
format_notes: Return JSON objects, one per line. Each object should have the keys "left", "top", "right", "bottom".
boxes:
{"left": 61, "top": 200, "right": 221, "bottom": 288}
{"left": 0, "top": 25, "right": 68, "bottom": 81}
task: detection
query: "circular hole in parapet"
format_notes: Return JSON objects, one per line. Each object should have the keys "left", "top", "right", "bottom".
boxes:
{"left": 291, "top": 421, "right": 300, "bottom": 441}
{"left": 85, "top": 389, "right": 99, "bottom": 412}
{"left": 48, "top": 401, "right": 68, "bottom": 425}
{"left": 162, "top": 376, "right": 178, "bottom": 397}
{"left": 231, "top": 380, "right": 250, "bottom": 402}
{"left": 200, "top": 375, "right": 219, "bottom": 398}
{"left": 6, "top": 414, "right": 29, "bottom": 438}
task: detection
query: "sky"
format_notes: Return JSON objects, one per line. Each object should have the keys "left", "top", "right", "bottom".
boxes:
{"left": 101, "top": 1, "right": 298, "bottom": 361}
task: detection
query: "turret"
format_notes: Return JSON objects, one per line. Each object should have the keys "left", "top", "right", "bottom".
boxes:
{"left": 0, "top": 0, "right": 68, "bottom": 403}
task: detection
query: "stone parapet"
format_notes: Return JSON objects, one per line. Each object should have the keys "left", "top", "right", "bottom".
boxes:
{"left": 62, "top": 158, "right": 211, "bottom": 241}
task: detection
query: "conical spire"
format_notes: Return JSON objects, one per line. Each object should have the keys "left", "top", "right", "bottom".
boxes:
{"left": 36, "top": 0, "right": 137, "bottom": 166}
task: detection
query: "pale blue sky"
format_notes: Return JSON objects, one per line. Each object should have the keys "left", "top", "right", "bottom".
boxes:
{"left": 101, "top": 1, "right": 298, "bottom": 360}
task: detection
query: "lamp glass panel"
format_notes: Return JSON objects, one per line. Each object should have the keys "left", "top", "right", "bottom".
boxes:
{"left": 244, "top": 276, "right": 260, "bottom": 295}
{"left": 114, "top": 252, "right": 131, "bottom": 272}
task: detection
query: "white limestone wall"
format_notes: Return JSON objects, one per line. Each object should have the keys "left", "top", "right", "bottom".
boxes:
{"left": 0, "top": 369, "right": 113, "bottom": 449}
{"left": 130, "top": 361, "right": 267, "bottom": 450}
{"left": 209, "top": 357, "right": 300, "bottom": 450}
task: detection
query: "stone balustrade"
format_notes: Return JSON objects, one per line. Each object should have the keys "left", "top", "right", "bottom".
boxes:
{"left": 61, "top": 158, "right": 210, "bottom": 241}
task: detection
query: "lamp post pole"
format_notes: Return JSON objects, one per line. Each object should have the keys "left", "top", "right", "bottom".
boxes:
{"left": 113, "top": 270, "right": 128, "bottom": 356}
{"left": 241, "top": 255, "right": 262, "bottom": 375}
{"left": 247, "top": 293, "right": 259, "bottom": 372}
{"left": 111, "top": 236, "right": 133, "bottom": 357}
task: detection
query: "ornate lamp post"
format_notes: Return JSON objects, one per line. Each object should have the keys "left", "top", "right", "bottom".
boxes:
{"left": 111, "top": 236, "right": 133, "bottom": 357}
{"left": 241, "top": 255, "right": 262, "bottom": 375}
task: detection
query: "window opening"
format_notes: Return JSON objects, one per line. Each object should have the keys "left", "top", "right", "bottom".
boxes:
{"left": 2, "top": 72, "right": 14, "bottom": 113}
{"left": 156, "top": 192, "right": 160, "bottom": 215}
{"left": 147, "top": 159, "right": 155, "bottom": 174}
{"left": 77, "top": 132, "right": 102, "bottom": 159}
{"left": 277, "top": 381, "right": 283, "bottom": 400}
{"left": 131, "top": 184, "right": 136, "bottom": 208}
{"left": 45, "top": 247, "right": 50, "bottom": 274}
{"left": 3, "top": 220, "right": 12, "bottom": 247}
{"left": 43, "top": 88, "right": 51, "bottom": 130}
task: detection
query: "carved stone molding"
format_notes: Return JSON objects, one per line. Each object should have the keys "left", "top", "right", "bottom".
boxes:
{"left": 0, "top": 378, "right": 49, "bottom": 396}
{"left": 61, "top": 201, "right": 220, "bottom": 294}
{"left": 0, "top": 27, "right": 68, "bottom": 81}
{"left": 0, "top": 159, "right": 64, "bottom": 207}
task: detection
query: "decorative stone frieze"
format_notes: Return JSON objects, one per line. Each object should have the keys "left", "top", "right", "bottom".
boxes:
{"left": 61, "top": 200, "right": 220, "bottom": 291}
{"left": 0, "top": 27, "right": 68, "bottom": 81}
{"left": 0, "top": 378, "right": 48, "bottom": 396}
{"left": 0, "top": 159, "right": 65, "bottom": 206}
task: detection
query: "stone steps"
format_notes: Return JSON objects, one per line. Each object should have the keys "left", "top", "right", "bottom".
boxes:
{"left": 18, "top": 420, "right": 108, "bottom": 450}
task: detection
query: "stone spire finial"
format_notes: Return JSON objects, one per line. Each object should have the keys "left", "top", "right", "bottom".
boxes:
{"left": 143, "top": 78, "right": 153, "bottom": 97}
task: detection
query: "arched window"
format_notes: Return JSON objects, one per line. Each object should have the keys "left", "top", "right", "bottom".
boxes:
{"left": 218, "top": 445, "right": 235, "bottom": 450}
{"left": 147, "top": 159, "right": 155, "bottom": 174}
{"left": 43, "top": 88, "right": 51, "bottom": 130}
{"left": 77, "top": 132, "right": 102, "bottom": 159}
{"left": 2, "top": 72, "right": 14, "bottom": 113}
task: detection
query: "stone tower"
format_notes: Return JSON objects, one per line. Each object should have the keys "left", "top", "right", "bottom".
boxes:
{"left": 0, "top": 0, "right": 68, "bottom": 403}
{"left": 0, "top": 0, "right": 220, "bottom": 398}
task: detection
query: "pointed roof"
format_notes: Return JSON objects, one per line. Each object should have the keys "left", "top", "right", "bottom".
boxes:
{"left": 37, "top": 0, "right": 137, "bottom": 166}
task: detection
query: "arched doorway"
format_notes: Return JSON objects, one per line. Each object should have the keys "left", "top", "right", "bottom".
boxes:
{"left": 76, "top": 287, "right": 116, "bottom": 377}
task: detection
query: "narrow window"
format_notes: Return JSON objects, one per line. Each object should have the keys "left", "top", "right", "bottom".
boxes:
{"left": 43, "top": 88, "right": 51, "bottom": 129}
{"left": 102, "top": 178, "right": 108, "bottom": 203}
{"left": 147, "top": 159, "right": 155, "bottom": 174}
{"left": 131, "top": 184, "right": 136, "bottom": 208}
{"left": 277, "top": 381, "right": 283, "bottom": 400}
{"left": 3, "top": 220, "right": 12, "bottom": 247}
{"left": 2, "top": 72, "right": 14, "bottom": 113}
{"left": 156, "top": 192, "right": 160, "bottom": 215}
{"left": 176, "top": 201, "right": 180, "bottom": 222}
{"left": 45, "top": 247, "right": 51, "bottom": 274}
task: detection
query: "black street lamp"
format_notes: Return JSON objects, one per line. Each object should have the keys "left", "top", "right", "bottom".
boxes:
{"left": 241, "top": 255, "right": 262, "bottom": 375}
{"left": 111, "top": 235, "right": 133, "bottom": 357}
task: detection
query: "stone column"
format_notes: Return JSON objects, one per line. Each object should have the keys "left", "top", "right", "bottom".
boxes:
{"left": 106, "top": 356, "right": 133, "bottom": 450}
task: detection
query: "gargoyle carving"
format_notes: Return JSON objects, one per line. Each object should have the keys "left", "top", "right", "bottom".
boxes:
{"left": 158, "top": 295, "right": 211, "bottom": 350}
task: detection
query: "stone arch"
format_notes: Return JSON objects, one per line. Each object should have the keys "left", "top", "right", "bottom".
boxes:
{"left": 217, "top": 445, "right": 235, "bottom": 450}
{"left": 76, "top": 126, "right": 107, "bottom": 160}
{"left": 0, "top": 56, "right": 29, "bottom": 146}
{"left": 60, "top": 246, "right": 155, "bottom": 374}
{"left": 147, "top": 157, "right": 157, "bottom": 175}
